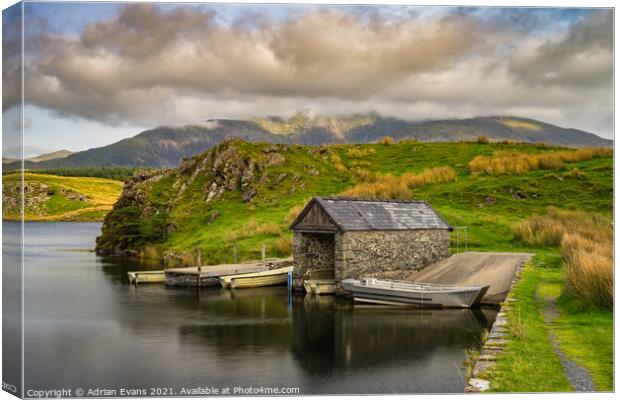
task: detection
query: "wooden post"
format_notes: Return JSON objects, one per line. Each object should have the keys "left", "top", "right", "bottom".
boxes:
{"left": 233, "top": 242, "right": 238, "bottom": 263}
{"left": 196, "top": 248, "right": 202, "bottom": 287}
{"left": 261, "top": 243, "right": 266, "bottom": 261}
{"left": 456, "top": 226, "right": 459, "bottom": 254}
{"left": 464, "top": 227, "right": 468, "bottom": 252}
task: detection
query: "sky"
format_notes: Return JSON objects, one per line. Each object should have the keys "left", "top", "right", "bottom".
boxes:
{"left": 2, "top": 2, "right": 614, "bottom": 157}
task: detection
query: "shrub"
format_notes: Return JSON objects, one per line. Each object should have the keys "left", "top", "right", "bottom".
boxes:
{"left": 477, "top": 135, "right": 489, "bottom": 144}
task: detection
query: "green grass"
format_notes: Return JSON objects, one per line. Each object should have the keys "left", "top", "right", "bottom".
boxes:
{"left": 488, "top": 252, "right": 613, "bottom": 392}
{"left": 538, "top": 260, "right": 614, "bottom": 391}
{"left": 2, "top": 172, "right": 123, "bottom": 221}
{"left": 488, "top": 254, "right": 573, "bottom": 392}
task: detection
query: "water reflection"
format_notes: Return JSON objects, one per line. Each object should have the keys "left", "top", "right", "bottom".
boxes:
{"left": 19, "top": 222, "right": 497, "bottom": 394}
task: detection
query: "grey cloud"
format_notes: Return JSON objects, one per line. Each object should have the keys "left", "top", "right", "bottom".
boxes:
{"left": 508, "top": 11, "right": 613, "bottom": 88}
{"left": 16, "top": 5, "right": 614, "bottom": 139}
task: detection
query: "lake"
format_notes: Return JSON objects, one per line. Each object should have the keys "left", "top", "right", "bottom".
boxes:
{"left": 5, "top": 221, "right": 497, "bottom": 395}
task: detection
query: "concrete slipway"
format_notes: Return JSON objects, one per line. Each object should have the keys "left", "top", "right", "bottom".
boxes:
{"left": 406, "top": 251, "right": 534, "bottom": 305}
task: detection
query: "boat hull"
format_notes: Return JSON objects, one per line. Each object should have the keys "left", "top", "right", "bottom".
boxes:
{"left": 303, "top": 279, "right": 336, "bottom": 295}
{"left": 127, "top": 271, "right": 165, "bottom": 284}
{"left": 220, "top": 266, "right": 294, "bottom": 289}
{"left": 342, "top": 279, "right": 489, "bottom": 308}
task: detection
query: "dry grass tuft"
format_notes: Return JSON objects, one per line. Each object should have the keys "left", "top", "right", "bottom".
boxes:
{"left": 469, "top": 148, "right": 612, "bottom": 175}
{"left": 477, "top": 135, "right": 490, "bottom": 144}
{"left": 346, "top": 147, "right": 376, "bottom": 157}
{"left": 463, "top": 348, "right": 480, "bottom": 379}
{"left": 381, "top": 136, "right": 395, "bottom": 145}
{"left": 225, "top": 219, "right": 283, "bottom": 242}
{"left": 330, "top": 153, "right": 347, "bottom": 174}
{"left": 513, "top": 207, "right": 611, "bottom": 246}
{"left": 561, "top": 234, "right": 613, "bottom": 309}
{"left": 514, "top": 208, "right": 612, "bottom": 309}
{"left": 274, "top": 236, "right": 293, "bottom": 256}
{"left": 285, "top": 203, "right": 307, "bottom": 224}
{"left": 508, "top": 310, "right": 528, "bottom": 339}
{"left": 341, "top": 166, "right": 456, "bottom": 200}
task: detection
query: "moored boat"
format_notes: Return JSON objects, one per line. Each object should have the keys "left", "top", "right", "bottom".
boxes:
{"left": 342, "top": 278, "right": 489, "bottom": 308}
{"left": 220, "top": 266, "right": 294, "bottom": 289}
{"left": 127, "top": 271, "right": 166, "bottom": 284}
{"left": 303, "top": 279, "right": 336, "bottom": 295}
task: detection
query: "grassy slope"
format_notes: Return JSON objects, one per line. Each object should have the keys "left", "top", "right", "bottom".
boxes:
{"left": 153, "top": 141, "right": 611, "bottom": 261}
{"left": 2, "top": 172, "right": 123, "bottom": 221}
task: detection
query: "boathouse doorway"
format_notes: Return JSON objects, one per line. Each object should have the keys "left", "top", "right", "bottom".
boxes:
{"left": 294, "top": 232, "right": 336, "bottom": 284}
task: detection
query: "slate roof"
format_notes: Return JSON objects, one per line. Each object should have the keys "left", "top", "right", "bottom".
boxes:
{"left": 291, "top": 197, "right": 452, "bottom": 232}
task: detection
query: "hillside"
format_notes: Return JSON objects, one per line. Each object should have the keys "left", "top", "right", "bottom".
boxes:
{"left": 95, "top": 139, "right": 613, "bottom": 266}
{"left": 2, "top": 149, "right": 73, "bottom": 164}
{"left": 4, "top": 115, "right": 611, "bottom": 171}
{"left": 2, "top": 172, "right": 123, "bottom": 221}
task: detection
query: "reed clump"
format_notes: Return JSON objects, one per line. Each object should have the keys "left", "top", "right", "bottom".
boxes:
{"left": 469, "top": 148, "right": 612, "bottom": 175}
{"left": 341, "top": 166, "right": 456, "bottom": 200}
{"left": 514, "top": 208, "right": 612, "bottom": 309}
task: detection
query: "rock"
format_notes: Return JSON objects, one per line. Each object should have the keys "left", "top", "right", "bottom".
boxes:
{"left": 242, "top": 187, "right": 257, "bottom": 202}
{"left": 465, "top": 379, "right": 490, "bottom": 392}
{"left": 266, "top": 152, "right": 285, "bottom": 166}
{"left": 275, "top": 173, "right": 288, "bottom": 184}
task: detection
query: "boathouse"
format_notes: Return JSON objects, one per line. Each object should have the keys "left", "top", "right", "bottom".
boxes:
{"left": 289, "top": 197, "right": 452, "bottom": 290}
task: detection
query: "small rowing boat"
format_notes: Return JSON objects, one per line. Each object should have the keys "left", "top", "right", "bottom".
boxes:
{"left": 342, "top": 278, "right": 489, "bottom": 308}
{"left": 127, "top": 270, "right": 165, "bottom": 284}
{"left": 303, "top": 279, "right": 336, "bottom": 295}
{"left": 220, "top": 266, "right": 294, "bottom": 289}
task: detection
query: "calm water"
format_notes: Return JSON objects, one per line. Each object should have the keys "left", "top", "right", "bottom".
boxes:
{"left": 6, "top": 221, "right": 497, "bottom": 395}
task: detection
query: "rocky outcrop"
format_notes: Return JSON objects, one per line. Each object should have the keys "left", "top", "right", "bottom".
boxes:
{"left": 95, "top": 140, "right": 306, "bottom": 256}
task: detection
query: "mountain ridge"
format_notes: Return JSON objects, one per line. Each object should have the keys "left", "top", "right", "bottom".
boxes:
{"left": 5, "top": 115, "right": 611, "bottom": 171}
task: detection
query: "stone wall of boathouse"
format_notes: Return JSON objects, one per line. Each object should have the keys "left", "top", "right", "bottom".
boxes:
{"left": 334, "top": 229, "right": 451, "bottom": 282}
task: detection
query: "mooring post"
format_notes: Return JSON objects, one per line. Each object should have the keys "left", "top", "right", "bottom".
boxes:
{"left": 233, "top": 242, "right": 238, "bottom": 263}
{"left": 261, "top": 243, "right": 266, "bottom": 261}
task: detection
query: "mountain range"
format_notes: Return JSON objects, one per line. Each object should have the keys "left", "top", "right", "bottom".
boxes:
{"left": 4, "top": 114, "right": 612, "bottom": 171}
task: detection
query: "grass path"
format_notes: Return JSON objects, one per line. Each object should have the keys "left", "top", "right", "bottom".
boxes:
{"left": 489, "top": 254, "right": 613, "bottom": 392}
{"left": 542, "top": 296, "right": 596, "bottom": 391}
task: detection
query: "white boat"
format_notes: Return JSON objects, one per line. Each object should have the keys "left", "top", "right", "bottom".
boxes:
{"left": 220, "top": 266, "right": 294, "bottom": 289}
{"left": 341, "top": 278, "right": 489, "bottom": 308}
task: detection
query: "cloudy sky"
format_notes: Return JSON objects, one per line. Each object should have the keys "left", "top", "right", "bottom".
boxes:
{"left": 2, "top": 2, "right": 614, "bottom": 157}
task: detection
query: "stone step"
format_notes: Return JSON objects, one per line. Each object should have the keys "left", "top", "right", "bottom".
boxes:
{"left": 465, "top": 379, "right": 490, "bottom": 392}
